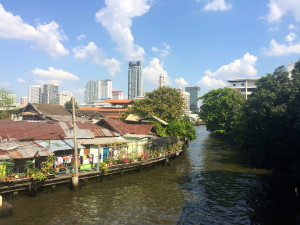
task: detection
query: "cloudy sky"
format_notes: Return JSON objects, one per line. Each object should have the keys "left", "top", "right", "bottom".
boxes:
{"left": 0, "top": 0, "right": 300, "bottom": 102}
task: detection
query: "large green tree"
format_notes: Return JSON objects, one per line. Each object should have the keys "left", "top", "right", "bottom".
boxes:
{"left": 236, "top": 62, "right": 300, "bottom": 172}
{"left": 199, "top": 87, "right": 245, "bottom": 135}
{"left": 123, "top": 86, "right": 184, "bottom": 122}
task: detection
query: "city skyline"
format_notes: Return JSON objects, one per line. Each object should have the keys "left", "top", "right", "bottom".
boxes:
{"left": 0, "top": 1, "right": 300, "bottom": 103}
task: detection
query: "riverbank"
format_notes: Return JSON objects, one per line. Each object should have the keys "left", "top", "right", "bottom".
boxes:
{"left": 0, "top": 150, "right": 183, "bottom": 197}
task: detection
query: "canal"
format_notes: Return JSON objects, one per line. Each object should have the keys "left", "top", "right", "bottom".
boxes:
{"left": 1, "top": 126, "right": 298, "bottom": 224}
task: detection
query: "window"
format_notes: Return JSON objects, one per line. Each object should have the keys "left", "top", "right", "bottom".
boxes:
{"left": 241, "top": 83, "right": 244, "bottom": 86}
{"left": 233, "top": 84, "right": 236, "bottom": 86}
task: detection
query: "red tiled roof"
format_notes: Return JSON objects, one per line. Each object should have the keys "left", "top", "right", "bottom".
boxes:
{"left": 79, "top": 107, "right": 128, "bottom": 111}
{"left": 101, "top": 99, "right": 133, "bottom": 104}
{"left": 100, "top": 118, "right": 153, "bottom": 136}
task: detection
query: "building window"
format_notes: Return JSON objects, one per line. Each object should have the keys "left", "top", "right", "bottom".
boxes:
{"left": 241, "top": 83, "right": 244, "bottom": 86}
{"left": 233, "top": 84, "right": 236, "bottom": 86}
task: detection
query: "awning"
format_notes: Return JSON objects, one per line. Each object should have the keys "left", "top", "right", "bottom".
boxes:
{"left": 79, "top": 137, "right": 129, "bottom": 145}
{"left": 35, "top": 139, "right": 85, "bottom": 153}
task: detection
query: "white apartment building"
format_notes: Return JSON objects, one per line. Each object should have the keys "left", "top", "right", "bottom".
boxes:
{"left": 177, "top": 88, "right": 191, "bottom": 117}
{"left": 112, "top": 90, "right": 123, "bottom": 100}
{"left": 59, "top": 91, "right": 72, "bottom": 106}
{"left": 28, "top": 85, "right": 41, "bottom": 103}
{"left": 227, "top": 78, "right": 260, "bottom": 99}
{"left": 128, "top": 61, "right": 143, "bottom": 99}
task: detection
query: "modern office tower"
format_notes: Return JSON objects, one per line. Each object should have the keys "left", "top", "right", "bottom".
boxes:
{"left": 112, "top": 90, "right": 123, "bottom": 100}
{"left": 20, "top": 96, "right": 28, "bottom": 106}
{"left": 59, "top": 91, "right": 72, "bottom": 106}
{"left": 84, "top": 80, "right": 112, "bottom": 104}
{"left": 227, "top": 78, "right": 259, "bottom": 99}
{"left": 185, "top": 86, "right": 200, "bottom": 112}
{"left": 41, "top": 84, "right": 59, "bottom": 104}
{"left": 128, "top": 61, "right": 143, "bottom": 99}
{"left": 158, "top": 74, "right": 165, "bottom": 88}
{"left": 28, "top": 85, "right": 41, "bottom": 103}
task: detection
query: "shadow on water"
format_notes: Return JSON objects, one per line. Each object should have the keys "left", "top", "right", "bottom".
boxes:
{"left": 178, "top": 126, "right": 300, "bottom": 225}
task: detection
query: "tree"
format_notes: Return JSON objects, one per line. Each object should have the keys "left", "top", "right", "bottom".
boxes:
{"left": 199, "top": 87, "right": 245, "bottom": 135}
{"left": 64, "top": 99, "right": 78, "bottom": 111}
{"left": 167, "top": 117, "right": 196, "bottom": 140}
{"left": 0, "top": 89, "right": 15, "bottom": 119}
{"left": 123, "top": 86, "right": 184, "bottom": 122}
{"left": 236, "top": 62, "right": 300, "bottom": 172}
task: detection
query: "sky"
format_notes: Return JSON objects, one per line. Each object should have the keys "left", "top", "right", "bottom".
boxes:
{"left": 0, "top": 0, "right": 300, "bottom": 103}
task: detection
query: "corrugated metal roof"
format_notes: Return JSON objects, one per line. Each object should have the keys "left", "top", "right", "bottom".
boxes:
{"left": 35, "top": 139, "right": 85, "bottom": 153}
{"left": 79, "top": 137, "right": 129, "bottom": 145}
{"left": 0, "top": 120, "right": 119, "bottom": 141}
{"left": 0, "top": 141, "right": 49, "bottom": 159}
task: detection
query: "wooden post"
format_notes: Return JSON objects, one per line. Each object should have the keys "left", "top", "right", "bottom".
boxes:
{"left": 71, "top": 97, "right": 79, "bottom": 190}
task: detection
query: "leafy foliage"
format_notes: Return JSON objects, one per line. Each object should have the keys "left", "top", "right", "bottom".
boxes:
{"left": 199, "top": 87, "right": 245, "bottom": 134}
{"left": 123, "top": 86, "right": 184, "bottom": 122}
{"left": 64, "top": 99, "right": 78, "bottom": 111}
{"left": 167, "top": 117, "right": 196, "bottom": 140}
{"left": 0, "top": 89, "right": 15, "bottom": 119}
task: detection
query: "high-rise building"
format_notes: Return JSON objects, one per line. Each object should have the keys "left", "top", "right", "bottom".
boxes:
{"left": 112, "top": 90, "right": 123, "bottom": 100}
{"left": 41, "top": 84, "right": 59, "bottom": 104}
{"left": 59, "top": 91, "right": 72, "bottom": 106}
{"left": 185, "top": 86, "right": 200, "bottom": 112}
{"left": 84, "top": 80, "right": 112, "bottom": 104}
{"left": 128, "top": 61, "right": 143, "bottom": 99}
{"left": 177, "top": 88, "right": 191, "bottom": 117}
{"left": 28, "top": 85, "right": 41, "bottom": 103}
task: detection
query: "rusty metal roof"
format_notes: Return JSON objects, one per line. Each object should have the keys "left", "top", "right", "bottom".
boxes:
{"left": 0, "top": 141, "right": 49, "bottom": 159}
{"left": 98, "top": 118, "right": 154, "bottom": 136}
{"left": 0, "top": 120, "right": 119, "bottom": 141}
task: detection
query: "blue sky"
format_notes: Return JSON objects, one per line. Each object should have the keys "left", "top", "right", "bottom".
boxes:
{"left": 0, "top": 0, "right": 300, "bottom": 103}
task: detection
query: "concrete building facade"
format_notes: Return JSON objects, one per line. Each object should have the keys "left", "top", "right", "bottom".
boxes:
{"left": 128, "top": 61, "right": 143, "bottom": 99}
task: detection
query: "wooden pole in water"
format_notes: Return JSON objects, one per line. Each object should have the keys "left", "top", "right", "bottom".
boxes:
{"left": 71, "top": 97, "right": 79, "bottom": 190}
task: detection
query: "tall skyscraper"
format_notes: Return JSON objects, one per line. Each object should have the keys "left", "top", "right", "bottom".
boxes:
{"left": 128, "top": 61, "right": 143, "bottom": 99}
{"left": 84, "top": 80, "right": 112, "bottom": 104}
{"left": 185, "top": 86, "right": 200, "bottom": 112}
{"left": 41, "top": 84, "right": 59, "bottom": 104}
{"left": 28, "top": 85, "right": 41, "bottom": 103}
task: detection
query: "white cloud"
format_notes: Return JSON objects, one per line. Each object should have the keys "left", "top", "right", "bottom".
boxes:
{"left": 264, "top": 39, "right": 300, "bottom": 56}
{"left": 0, "top": 4, "right": 68, "bottom": 57}
{"left": 197, "top": 53, "right": 258, "bottom": 91}
{"left": 143, "top": 58, "right": 170, "bottom": 89}
{"left": 31, "top": 67, "right": 79, "bottom": 81}
{"left": 175, "top": 77, "right": 188, "bottom": 87}
{"left": 268, "top": 26, "right": 279, "bottom": 32}
{"left": 16, "top": 78, "right": 26, "bottom": 83}
{"left": 203, "top": 0, "right": 232, "bottom": 11}
{"left": 151, "top": 43, "right": 171, "bottom": 58}
{"left": 73, "top": 42, "right": 105, "bottom": 64}
{"left": 285, "top": 32, "right": 297, "bottom": 43}
{"left": 76, "top": 34, "right": 86, "bottom": 41}
{"left": 102, "top": 58, "right": 122, "bottom": 76}
{"left": 95, "top": 0, "right": 151, "bottom": 60}
{"left": 34, "top": 79, "right": 62, "bottom": 86}
{"left": 288, "top": 24, "right": 296, "bottom": 30}
{"left": 267, "top": 0, "right": 300, "bottom": 23}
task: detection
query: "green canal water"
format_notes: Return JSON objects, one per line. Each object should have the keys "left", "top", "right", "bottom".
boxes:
{"left": 1, "top": 126, "right": 299, "bottom": 225}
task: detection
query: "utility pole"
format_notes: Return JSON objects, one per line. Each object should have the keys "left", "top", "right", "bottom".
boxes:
{"left": 71, "top": 97, "right": 79, "bottom": 190}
